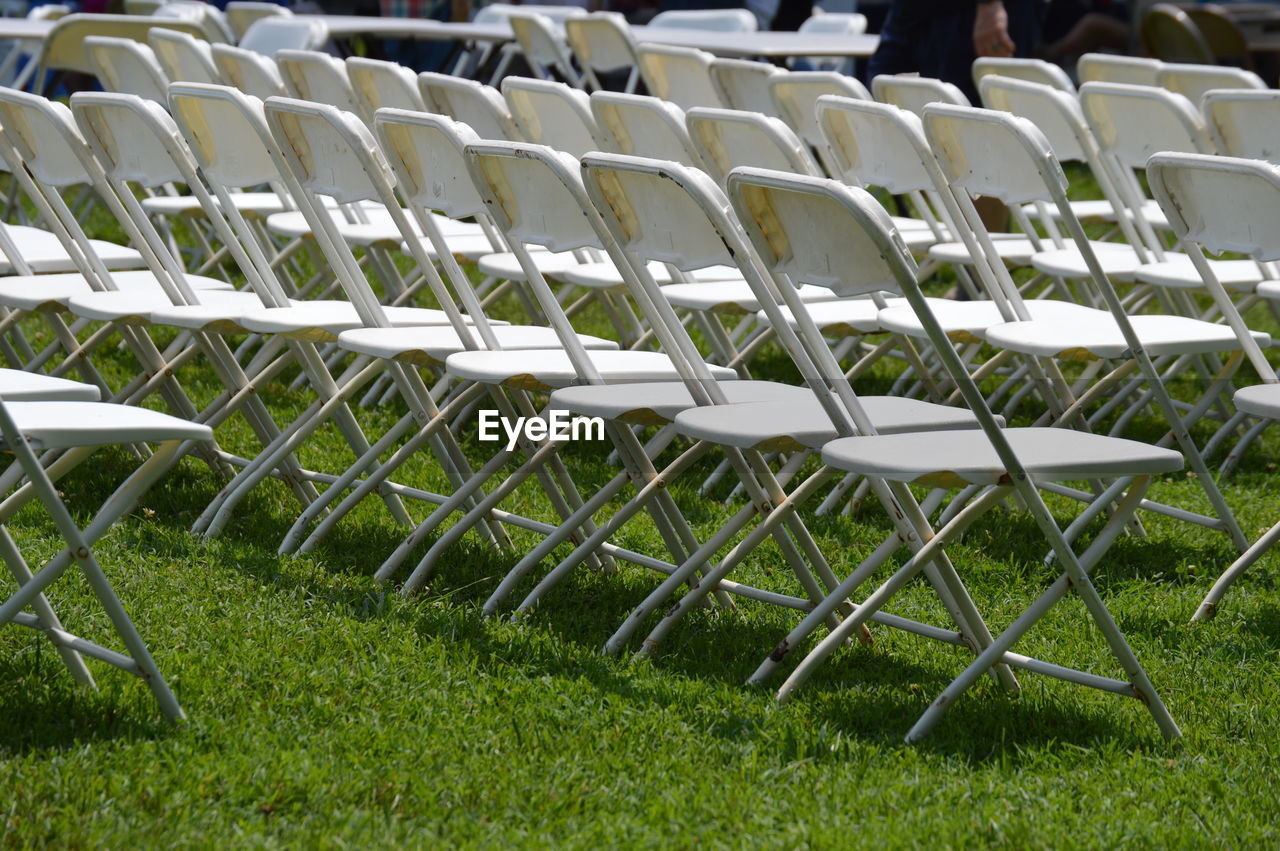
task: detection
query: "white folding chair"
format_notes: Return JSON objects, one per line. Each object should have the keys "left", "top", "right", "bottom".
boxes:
{"left": 972, "top": 56, "right": 1076, "bottom": 94}
{"left": 722, "top": 165, "right": 1183, "bottom": 743}
{"left": 346, "top": 56, "right": 426, "bottom": 114}
{"left": 709, "top": 57, "right": 781, "bottom": 116}
{"left": 1147, "top": 151, "right": 1280, "bottom": 621}
{"left": 649, "top": 9, "right": 758, "bottom": 31}
{"left": 872, "top": 73, "right": 970, "bottom": 115}
{"left": 768, "top": 70, "right": 870, "bottom": 174}
{"left": 149, "top": 27, "right": 222, "bottom": 84}
{"left": 154, "top": 1, "right": 234, "bottom": 44}
{"left": 84, "top": 35, "right": 170, "bottom": 103}
{"left": 589, "top": 90, "right": 704, "bottom": 166}
{"left": 211, "top": 42, "right": 287, "bottom": 98}
{"left": 237, "top": 16, "right": 328, "bottom": 58}
{"left": 225, "top": 1, "right": 292, "bottom": 41}
{"left": 635, "top": 44, "right": 723, "bottom": 111}
{"left": 795, "top": 12, "right": 867, "bottom": 73}
{"left": 0, "top": 391, "right": 213, "bottom": 721}
{"left": 277, "top": 49, "right": 367, "bottom": 120}
{"left": 1077, "top": 52, "right": 1163, "bottom": 87}
{"left": 419, "top": 72, "right": 520, "bottom": 140}
{"left": 508, "top": 11, "right": 582, "bottom": 87}
{"left": 501, "top": 76, "right": 599, "bottom": 155}
{"left": 1158, "top": 62, "right": 1265, "bottom": 105}
{"left": 564, "top": 12, "right": 640, "bottom": 93}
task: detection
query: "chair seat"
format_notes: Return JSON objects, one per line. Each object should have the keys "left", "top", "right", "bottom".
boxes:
{"left": 674, "top": 394, "right": 989, "bottom": 451}
{"left": 1234, "top": 383, "right": 1280, "bottom": 420}
{"left": 475, "top": 250, "right": 584, "bottom": 281}
{"left": 266, "top": 207, "right": 485, "bottom": 244}
{"left": 660, "top": 281, "right": 842, "bottom": 314}
{"left": 0, "top": 369, "right": 100, "bottom": 401}
{"left": 444, "top": 349, "right": 738, "bottom": 391}
{"left": 760, "top": 295, "right": 908, "bottom": 335}
{"left": 1018, "top": 198, "right": 1168, "bottom": 229}
{"left": 148, "top": 292, "right": 280, "bottom": 331}
{"left": 983, "top": 314, "right": 1271, "bottom": 360}
{"left": 2, "top": 401, "right": 213, "bottom": 450}
{"left": 1133, "top": 256, "right": 1263, "bottom": 291}
{"left": 67, "top": 289, "right": 263, "bottom": 325}
{"left": 878, "top": 298, "right": 1104, "bottom": 342}
{"left": 1030, "top": 242, "right": 1146, "bottom": 280}
{"left": 401, "top": 233, "right": 504, "bottom": 261}
{"left": 1257, "top": 280, "right": 1280, "bottom": 301}
{"left": 549, "top": 380, "right": 807, "bottom": 424}
{"left": 238, "top": 302, "right": 464, "bottom": 342}
{"left": 336, "top": 324, "right": 615, "bottom": 366}
{"left": 552, "top": 260, "right": 742, "bottom": 290}
{"left": 0, "top": 270, "right": 234, "bottom": 312}
{"left": 821, "top": 427, "right": 1184, "bottom": 488}
{"left": 1, "top": 226, "right": 147, "bottom": 274}
{"left": 141, "top": 191, "right": 289, "bottom": 217}
{"left": 926, "top": 233, "right": 1047, "bottom": 266}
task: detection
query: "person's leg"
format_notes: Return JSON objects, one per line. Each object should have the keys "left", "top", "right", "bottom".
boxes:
{"left": 867, "top": 4, "right": 928, "bottom": 81}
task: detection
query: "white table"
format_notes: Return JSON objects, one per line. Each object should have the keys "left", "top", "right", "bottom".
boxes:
{"left": 299, "top": 15, "right": 879, "bottom": 59}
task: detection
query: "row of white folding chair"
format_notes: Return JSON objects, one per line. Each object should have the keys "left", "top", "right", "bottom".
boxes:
{"left": 443, "top": 123, "right": 1186, "bottom": 743}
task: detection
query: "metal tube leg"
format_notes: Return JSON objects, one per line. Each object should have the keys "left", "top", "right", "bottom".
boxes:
{"left": 1194, "top": 517, "right": 1280, "bottom": 622}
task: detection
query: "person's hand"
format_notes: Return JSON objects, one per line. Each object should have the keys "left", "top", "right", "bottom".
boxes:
{"left": 974, "top": 0, "right": 1016, "bottom": 58}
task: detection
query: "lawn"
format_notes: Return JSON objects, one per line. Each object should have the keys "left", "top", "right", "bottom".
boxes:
{"left": 2, "top": 185, "right": 1280, "bottom": 848}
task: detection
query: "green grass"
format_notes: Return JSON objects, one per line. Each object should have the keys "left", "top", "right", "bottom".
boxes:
{"left": 3, "top": 180, "right": 1280, "bottom": 847}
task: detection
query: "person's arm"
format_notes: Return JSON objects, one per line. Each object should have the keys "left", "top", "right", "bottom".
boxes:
{"left": 973, "top": 0, "right": 1016, "bottom": 57}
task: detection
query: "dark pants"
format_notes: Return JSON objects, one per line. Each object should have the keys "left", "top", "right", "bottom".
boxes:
{"left": 868, "top": 0, "right": 1046, "bottom": 103}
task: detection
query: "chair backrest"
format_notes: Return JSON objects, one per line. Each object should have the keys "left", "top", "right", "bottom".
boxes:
{"left": 508, "top": 12, "right": 576, "bottom": 80}
{"left": 210, "top": 43, "right": 286, "bottom": 98}
{"left": 972, "top": 57, "right": 1075, "bottom": 94}
{"left": 85, "top": 36, "right": 170, "bottom": 104}
{"left": 590, "top": 91, "right": 704, "bottom": 167}
{"left": 798, "top": 12, "right": 867, "bottom": 35}
{"left": 238, "top": 16, "right": 327, "bottom": 57}
{"left": 1079, "top": 80, "right": 1214, "bottom": 170}
{"left": 564, "top": 13, "right": 637, "bottom": 74}
{"left": 636, "top": 44, "right": 722, "bottom": 111}
{"left": 225, "top": 1, "right": 292, "bottom": 42}
{"left": 262, "top": 96, "right": 405, "bottom": 328}
{"left": 465, "top": 140, "right": 614, "bottom": 380}
{"left": 1202, "top": 89, "right": 1280, "bottom": 163}
{"left": 1158, "top": 62, "right": 1266, "bottom": 105}
{"left": 347, "top": 56, "right": 425, "bottom": 114}
{"left": 816, "top": 95, "right": 943, "bottom": 197}
{"left": 149, "top": 27, "right": 221, "bottom": 85}
{"left": 710, "top": 58, "right": 781, "bottom": 116}
{"left": 649, "top": 9, "right": 758, "bottom": 31}
{"left": 372, "top": 108, "right": 489, "bottom": 221}
{"left": 29, "top": 4, "right": 71, "bottom": 21}
{"left": 1187, "top": 5, "right": 1252, "bottom": 68}
{"left": 1144, "top": 151, "right": 1278, "bottom": 381}
{"left": 501, "top": 76, "right": 600, "bottom": 156}
{"left": 419, "top": 72, "right": 519, "bottom": 140}
{"left": 153, "top": 2, "right": 234, "bottom": 43}
{"left": 1077, "top": 52, "right": 1163, "bottom": 87}
{"left": 124, "top": 0, "right": 165, "bottom": 14}
{"left": 1141, "top": 3, "right": 1215, "bottom": 63}
{"left": 769, "top": 70, "right": 869, "bottom": 164}
{"left": 978, "top": 74, "right": 1089, "bottom": 162}
{"left": 278, "top": 49, "right": 365, "bottom": 119}
{"left": 685, "top": 107, "right": 819, "bottom": 185}
{"left": 872, "top": 74, "right": 969, "bottom": 116}
{"left": 795, "top": 12, "right": 867, "bottom": 71}
{"left": 39, "top": 15, "right": 210, "bottom": 77}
